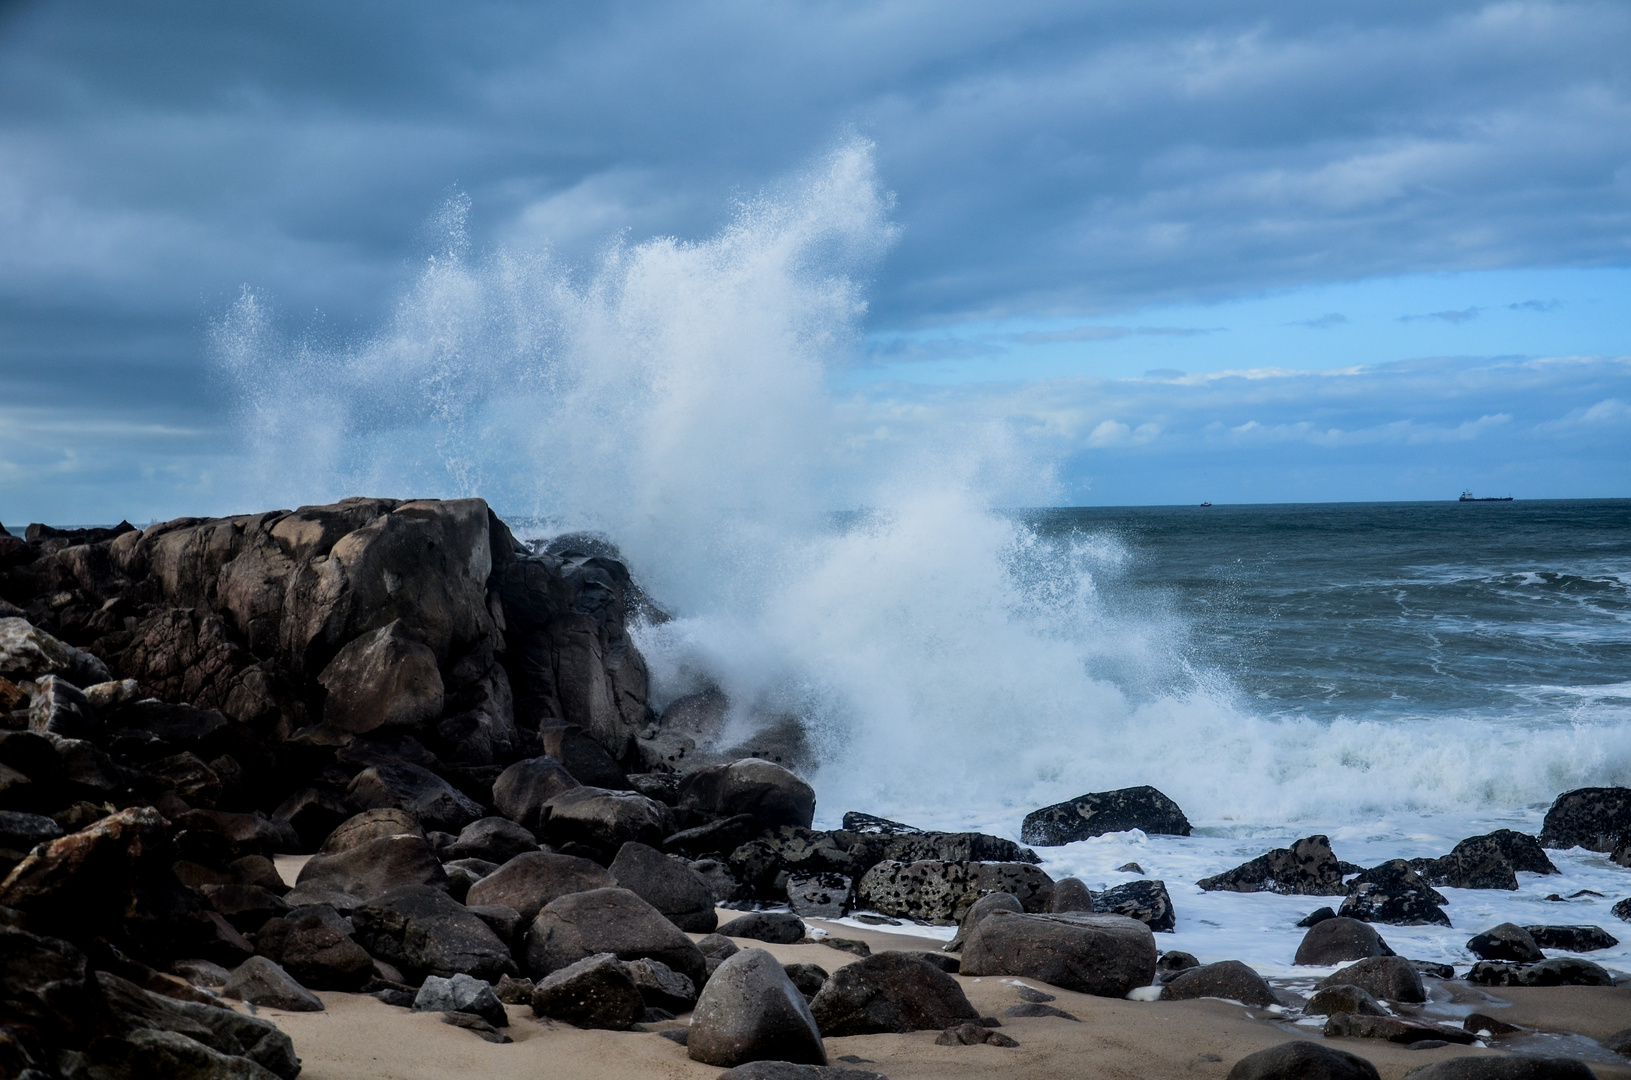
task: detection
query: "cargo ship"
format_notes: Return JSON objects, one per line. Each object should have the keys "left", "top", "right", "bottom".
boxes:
{"left": 1459, "top": 490, "right": 1513, "bottom": 502}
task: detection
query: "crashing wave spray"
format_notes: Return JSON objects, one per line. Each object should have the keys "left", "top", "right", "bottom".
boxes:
{"left": 214, "top": 142, "right": 1629, "bottom": 832}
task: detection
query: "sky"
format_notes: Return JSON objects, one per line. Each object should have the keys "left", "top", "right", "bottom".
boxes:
{"left": 0, "top": 0, "right": 1628, "bottom": 523}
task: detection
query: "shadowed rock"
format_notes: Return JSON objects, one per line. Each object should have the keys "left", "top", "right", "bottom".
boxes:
{"left": 960, "top": 911, "right": 1156, "bottom": 997}
{"left": 524, "top": 887, "right": 705, "bottom": 985}
{"left": 1295, "top": 917, "right": 1394, "bottom": 966}
{"left": 808, "top": 951, "right": 979, "bottom": 1035}
{"left": 1225, "top": 1041, "right": 1380, "bottom": 1080}
{"left": 1198, "top": 835, "right": 1346, "bottom": 896}
{"left": 1159, "top": 960, "right": 1277, "bottom": 1008}
{"left": 688, "top": 948, "right": 827, "bottom": 1068}
{"left": 464, "top": 850, "right": 614, "bottom": 923}
{"left": 1020, "top": 786, "right": 1192, "bottom": 846}
{"left": 1315, "top": 955, "right": 1424, "bottom": 1002}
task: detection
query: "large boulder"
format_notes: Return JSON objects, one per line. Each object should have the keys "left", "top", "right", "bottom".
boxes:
{"left": 1048, "top": 877, "right": 1095, "bottom": 913}
{"left": 530, "top": 952, "right": 645, "bottom": 1030}
{"left": 718, "top": 911, "right": 807, "bottom": 945}
{"left": 946, "top": 890, "right": 1023, "bottom": 951}
{"left": 523, "top": 887, "right": 706, "bottom": 985}
{"left": 1020, "top": 786, "right": 1192, "bottom": 846}
{"left": 1524, "top": 925, "right": 1618, "bottom": 952}
{"left": 464, "top": 851, "right": 615, "bottom": 922}
{"left": 1467, "top": 923, "right": 1544, "bottom": 963}
{"left": 537, "top": 785, "right": 674, "bottom": 854}
{"left": 808, "top": 951, "right": 979, "bottom": 1035}
{"left": 1413, "top": 830, "right": 1556, "bottom": 889}
{"left": 0, "top": 923, "right": 100, "bottom": 1057}
{"left": 1540, "top": 787, "right": 1631, "bottom": 852}
{"left": 293, "top": 834, "right": 449, "bottom": 902}
{"left": 345, "top": 762, "right": 483, "bottom": 835}
{"left": 351, "top": 885, "right": 517, "bottom": 983}
{"left": 1197, "top": 835, "right": 1346, "bottom": 895}
{"left": 221, "top": 956, "right": 324, "bottom": 1012}
{"left": 95, "top": 970, "right": 300, "bottom": 1079}
{"left": 1294, "top": 917, "right": 1394, "bottom": 966}
{"left": 786, "top": 872, "right": 851, "bottom": 919}
{"left": 412, "top": 972, "right": 508, "bottom": 1027}
{"left": 1093, "top": 879, "right": 1175, "bottom": 932}
{"left": 251, "top": 908, "right": 374, "bottom": 990}
{"left": 491, "top": 756, "right": 581, "bottom": 833}
{"left": 1225, "top": 1041, "right": 1379, "bottom": 1080}
{"left": 0, "top": 810, "right": 63, "bottom": 853}
{"left": 960, "top": 911, "right": 1157, "bottom": 997}
{"left": 0, "top": 617, "right": 108, "bottom": 686}
{"left": 1391, "top": 1058, "right": 1597, "bottom": 1080}
{"left": 73, "top": 1026, "right": 286, "bottom": 1080}
{"left": 608, "top": 841, "right": 718, "bottom": 933}
{"left": 538, "top": 725, "right": 630, "bottom": 789}
{"left": 679, "top": 759, "right": 816, "bottom": 831}
{"left": 444, "top": 817, "right": 540, "bottom": 865}
{"left": 856, "top": 859, "right": 1053, "bottom": 922}
{"left": 1304, "top": 984, "right": 1388, "bottom": 1017}
{"left": 1338, "top": 861, "right": 1450, "bottom": 926}
{"left": 316, "top": 808, "right": 423, "bottom": 852}
{"left": 688, "top": 947, "right": 827, "bottom": 1068}
{"left": 1159, "top": 960, "right": 1276, "bottom": 1008}
{"left": 316, "top": 620, "right": 444, "bottom": 734}
{"left": 1467, "top": 957, "right": 1614, "bottom": 987}
{"left": 1315, "top": 955, "right": 1424, "bottom": 1002}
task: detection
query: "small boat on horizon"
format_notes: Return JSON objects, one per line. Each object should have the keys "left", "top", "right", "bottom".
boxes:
{"left": 1459, "top": 490, "right": 1513, "bottom": 502}
{"left": 1200, "top": 501, "right": 1212, "bottom": 507}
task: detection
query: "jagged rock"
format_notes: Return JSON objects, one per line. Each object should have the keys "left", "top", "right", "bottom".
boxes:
{"left": 1523, "top": 924, "right": 1617, "bottom": 951}
{"left": 679, "top": 759, "right": 816, "bottom": 831}
{"left": 444, "top": 816, "right": 539, "bottom": 865}
{"left": 1295, "top": 917, "right": 1394, "bottom": 965}
{"left": 493, "top": 974, "right": 534, "bottom": 1004}
{"left": 465, "top": 902, "right": 522, "bottom": 947}
{"left": 352, "top": 885, "right": 517, "bottom": 983}
{"left": 440, "top": 1010, "right": 511, "bottom": 1043}
{"left": 783, "top": 962, "right": 829, "bottom": 1001}
{"left": 0, "top": 923, "right": 100, "bottom": 1059}
{"left": 856, "top": 859, "right": 1053, "bottom": 922}
{"left": 1466, "top": 957, "right": 1614, "bottom": 987}
{"left": 1225, "top": 1041, "right": 1380, "bottom": 1080}
{"left": 464, "top": 850, "right": 615, "bottom": 922}
{"left": 1020, "top": 785, "right": 1192, "bottom": 846}
{"left": 73, "top": 1026, "right": 287, "bottom": 1080}
{"left": 607, "top": 841, "right": 717, "bottom": 932}
{"left": 251, "top": 909, "right": 373, "bottom": 990}
{"left": 1197, "top": 836, "right": 1346, "bottom": 895}
{"left": 688, "top": 947, "right": 827, "bottom": 1068}
{"left": 530, "top": 951, "right": 645, "bottom": 1029}
{"left": 787, "top": 872, "right": 851, "bottom": 918}
{"left": 1414, "top": 830, "right": 1557, "bottom": 890}
{"left": 28, "top": 675, "right": 98, "bottom": 739}
{"left": 1093, "top": 879, "right": 1174, "bottom": 932}
{"left": 1539, "top": 787, "right": 1631, "bottom": 852}
{"left": 1323, "top": 1012, "right": 1473, "bottom": 1044}
{"left": 294, "top": 834, "right": 449, "bottom": 902}
{"left": 1394, "top": 1058, "right": 1597, "bottom": 1080}
{"left": 1048, "top": 877, "right": 1094, "bottom": 913}
{"left": 1467, "top": 923, "right": 1544, "bottom": 962}
{"left": 628, "top": 956, "right": 697, "bottom": 1011}
{"left": 536, "top": 785, "right": 673, "bottom": 855}
{"left": 1304, "top": 983, "right": 1388, "bottom": 1016}
{"left": 876, "top": 831, "right": 1040, "bottom": 866}
{"left": 841, "top": 812, "right": 920, "bottom": 835}
{"left": 1315, "top": 956, "right": 1424, "bottom": 1002}
{"left": 809, "top": 951, "right": 979, "bottom": 1035}
{"left": 221, "top": 956, "right": 324, "bottom": 1011}
{"left": 1159, "top": 960, "right": 1277, "bottom": 1007}
{"left": 524, "top": 886, "right": 706, "bottom": 985}
{"left": 95, "top": 970, "right": 300, "bottom": 1078}
{"left": 346, "top": 762, "right": 483, "bottom": 835}
{"left": 0, "top": 617, "right": 108, "bottom": 686}
{"left": 947, "top": 890, "right": 1023, "bottom": 951}
{"left": 316, "top": 620, "right": 444, "bottom": 734}
{"left": 718, "top": 911, "right": 807, "bottom": 944}
{"left": 961, "top": 911, "right": 1156, "bottom": 997}
{"left": 1339, "top": 861, "right": 1451, "bottom": 926}
{"left": 413, "top": 972, "right": 508, "bottom": 1026}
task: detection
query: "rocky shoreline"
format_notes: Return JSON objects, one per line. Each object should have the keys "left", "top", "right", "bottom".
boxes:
{"left": 1, "top": 497, "right": 1629, "bottom": 1080}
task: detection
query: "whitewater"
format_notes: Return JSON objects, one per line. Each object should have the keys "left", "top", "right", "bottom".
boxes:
{"left": 212, "top": 143, "right": 1631, "bottom": 972}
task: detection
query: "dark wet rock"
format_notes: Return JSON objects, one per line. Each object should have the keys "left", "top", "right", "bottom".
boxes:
{"left": 937, "top": 1021, "right": 1019, "bottom": 1047}
{"left": 0, "top": 617, "right": 108, "bottom": 686}
{"left": 444, "top": 816, "right": 540, "bottom": 865}
{"left": 412, "top": 972, "right": 508, "bottom": 1026}
{"left": 1295, "top": 917, "right": 1395, "bottom": 966}
{"left": 317, "top": 619, "right": 444, "bottom": 735}
{"left": 0, "top": 809, "right": 62, "bottom": 853}
{"left": 538, "top": 724, "right": 630, "bottom": 789}
{"left": 719, "top": 911, "right": 807, "bottom": 945}
{"left": 1396, "top": 1057, "right": 1598, "bottom": 1080}
{"left": 783, "top": 962, "right": 829, "bottom": 1001}
{"left": 608, "top": 840, "right": 718, "bottom": 932}
{"left": 875, "top": 831, "right": 1040, "bottom": 866}
{"left": 960, "top": 911, "right": 1157, "bottom": 997}
{"left": 1603, "top": 1027, "right": 1631, "bottom": 1056}
{"left": 489, "top": 756, "right": 581, "bottom": 833}
{"left": 316, "top": 807, "right": 423, "bottom": 852}
{"left": 1225, "top": 1040, "right": 1380, "bottom": 1080}
{"left": 198, "top": 884, "right": 288, "bottom": 933}
{"left": 1339, "top": 861, "right": 1451, "bottom": 926}
{"left": 95, "top": 970, "right": 300, "bottom": 1078}
{"left": 627, "top": 772, "right": 679, "bottom": 806}
{"left": 1155, "top": 950, "right": 1199, "bottom": 982}
{"left": 663, "top": 814, "right": 762, "bottom": 858}
{"left": 463, "top": 850, "right": 615, "bottom": 922}
{"left": 946, "top": 890, "right": 1023, "bottom": 951}
{"left": 1539, "top": 786, "right": 1631, "bottom": 852}
{"left": 1324, "top": 1012, "right": 1474, "bottom": 1044}
{"left": 716, "top": 1064, "right": 887, "bottom": 1080}
{"left": 294, "top": 833, "right": 449, "bottom": 902}
{"left": 856, "top": 859, "right": 1053, "bottom": 923}
{"left": 173, "top": 958, "right": 233, "bottom": 988}
{"left": 1467, "top": 923, "right": 1543, "bottom": 962}
{"left": 628, "top": 955, "right": 697, "bottom": 1011}
{"left": 689, "top": 947, "right": 827, "bottom": 1068}
{"left": 841, "top": 812, "right": 921, "bottom": 835}
{"left": 787, "top": 872, "right": 851, "bottom": 919}
{"left": 465, "top": 903, "right": 523, "bottom": 949}
{"left": 251, "top": 909, "right": 373, "bottom": 990}
{"left": 1412, "top": 960, "right": 1455, "bottom": 979}
{"left": 1316, "top": 955, "right": 1425, "bottom": 1002}
{"left": 1159, "top": 960, "right": 1277, "bottom": 1007}
{"left": 1020, "top": 785, "right": 1192, "bottom": 846}
{"left": 1305, "top": 983, "right": 1388, "bottom": 1016}
{"left": 1093, "top": 879, "right": 1175, "bottom": 932}
{"left": 1615, "top": 897, "right": 1631, "bottom": 922}
{"left": 1412, "top": 850, "right": 1517, "bottom": 891}
{"left": 816, "top": 937, "right": 870, "bottom": 959}
{"left": 221, "top": 955, "right": 324, "bottom": 1011}
{"left": 1464, "top": 1012, "right": 1524, "bottom": 1038}
{"left": 530, "top": 951, "right": 645, "bottom": 1030}
{"left": 679, "top": 758, "right": 816, "bottom": 831}
{"left": 346, "top": 762, "right": 483, "bottom": 835}
{"left": 0, "top": 923, "right": 100, "bottom": 1058}
{"left": 1199, "top": 835, "right": 1347, "bottom": 896}
{"left": 352, "top": 884, "right": 517, "bottom": 983}
{"left": 1004, "top": 1001, "right": 1080, "bottom": 1020}
{"left": 809, "top": 951, "right": 978, "bottom": 1036}
{"left": 537, "top": 785, "right": 673, "bottom": 855}
{"left": 698, "top": 932, "right": 742, "bottom": 960}
{"left": 1047, "top": 877, "right": 1094, "bottom": 913}
{"left": 73, "top": 1026, "right": 288, "bottom": 1080}
{"left": 171, "top": 809, "right": 300, "bottom": 863}
{"left": 525, "top": 886, "right": 706, "bottom": 985}
{"left": 1523, "top": 924, "right": 1618, "bottom": 951}
{"left": 1298, "top": 907, "right": 1338, "bottom": 928}
{"left": 1466, "top": 957, "right": 1614, "bottom": 987}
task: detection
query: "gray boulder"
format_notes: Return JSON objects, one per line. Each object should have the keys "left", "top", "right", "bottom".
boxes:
{"left": 463, "top": 850, "right": 615, "bottom": 922}
{"left": 317, "top": 808, "right": 423, "bottom": 852}
{"left": 628, "top": 956, "right": 697, "bottom": 1011}
{"left": 539, "top": 724, "right": 631, "bottom": 789}
{"left": 1048, "top": 877, "right": 1094, "bottom": 913}
{"left": 346, "top": 762, "right": 483, "bottom": 835}
{"left": 317, "top": 619, "right": 444, "bottom": 734}
{"left": 1295, "top": 916, "right": 1394, "bottom": 965}
{"left": 787, "top": 872, "right": 850, "bottom": 919}
{"left": 530, "top": 951, "right": 645, "bottom": 1030}
{"left": 1304, "top": 983, "right": 1388, "bottom": 1017}
{"left": 679, "top": 758, "right": 816, "bottom": 831}
{"left": 689, "top": 947, "right": 827, "bottom": 1068}
{"left": 1397, "top": 1059, "right": 1597, "bottom": 1080}
{"left": 960, "top": 911, "right": 1157, "bottom": 997}
{"left": 294, "top": 833, "right": 449, "bottom": 902}
{"left": 491, "top": 756, "right": 581, "bottom": 833}
{"left": 946, "top": 890, "right": 1023, "bottom": 951}
{"left": 1315, "top": 955, "right": 1424, "bottom": 1002}
{"left": 413, "top": 972, "right": 508, "bottom": 1026}
{"left": 444, "top": 816, "right": 540, "bottom": 865}
{"left": 1539, "top": 786, "right": 1631, "bottom": 852}
{"left": 1159, "top": 960, "right": 1276, "bottom": 1008}
{"left": 1197, "top": 835, "right": 1346, "bottom": 895}
{"left": 715, "top": 1066, "right": 886, "bottom": 1080}
{"left": 250, "top": 909, "right": 373, "bottom": 990}
{"left": 221, "top": 956, "right": 324, "bottom": 1012}
{"left": 95, "top": 970, "right": 300, "bottom": 1079}
{"left": 1093, "top": 879, "right": 1175, "bottom": 932}
{"left": 608, "top": 840, "right": 718, "bottom": 933}
{"left": 1020, "top": 785, "right": 1192, "bottom": 846}
{"left": 1523, "top": 924, "right": 1617, "bottom": 952}
{"left": 538, "top": 785, "right": 674, "bottom": 854}
{"left": 72, "top": 1027, "right": 285, "bottom": 1080}
{"left": 351, "top": 885, "right": 518, "bottom": 983}
{"left": 1226, "top": 1041, "right": 1380, "bottom": 1080}
{"left": 718, "top": 911, "right": 806, "bottom": 944}
{"left": 1467, "top": 922, "right": 1544, "bottom": 962}
{"left": 524, "top": 886, "right": 706, "bottom": 985}
{"left": 808, "top": 951, "right": 979, "bottom": 1035}
{"left": 856, "top": 859, "right": 1053, "bottom": 922}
